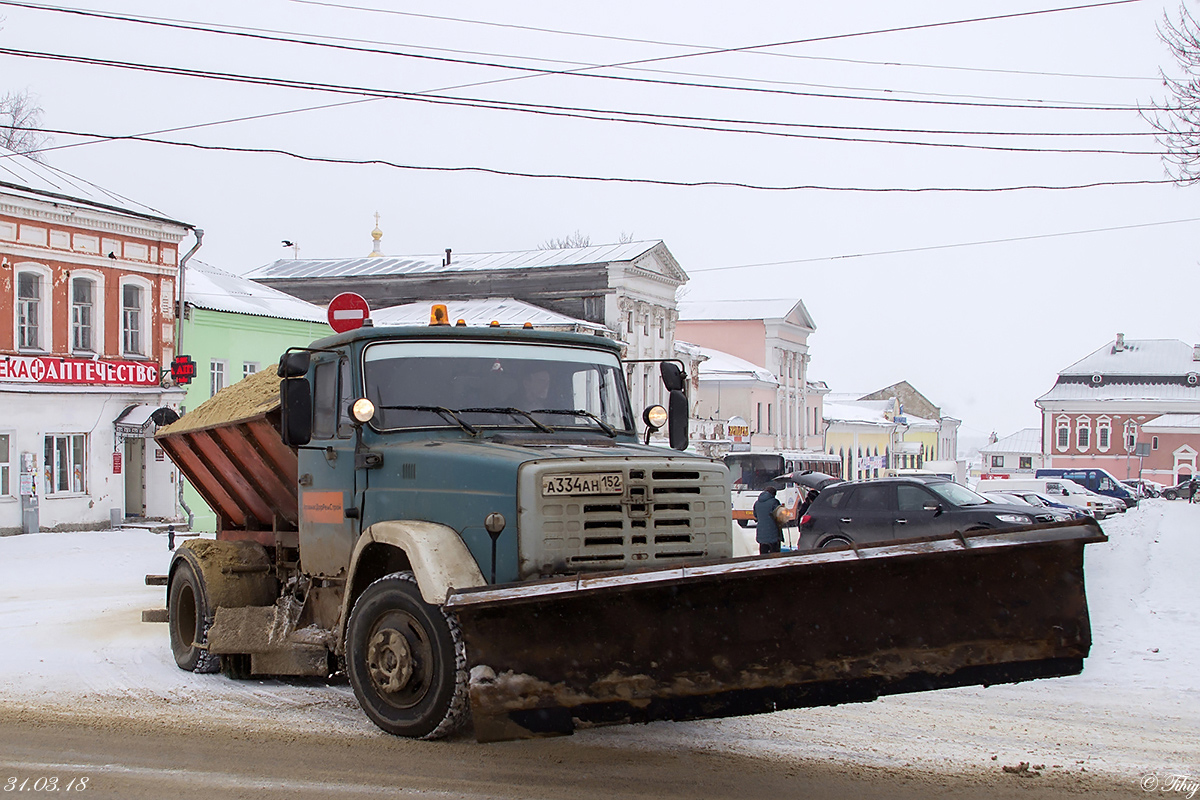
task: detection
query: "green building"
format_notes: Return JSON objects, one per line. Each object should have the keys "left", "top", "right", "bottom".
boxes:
{"left": 175, "top": 260, "right": 331, "bottom": 531}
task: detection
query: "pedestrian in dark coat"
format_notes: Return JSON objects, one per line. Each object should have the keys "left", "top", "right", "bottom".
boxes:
{"left": 753, "top": 486, "right": 783, "bottom": 555}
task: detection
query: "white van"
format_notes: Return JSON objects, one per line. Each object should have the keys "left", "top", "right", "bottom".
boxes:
{"left": 973, "top": 478, "right": 1113, "bottom": 519}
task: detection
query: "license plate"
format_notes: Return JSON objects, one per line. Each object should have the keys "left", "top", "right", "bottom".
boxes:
{"left": 541, "top": 472, "right": 624, "bottom": 496}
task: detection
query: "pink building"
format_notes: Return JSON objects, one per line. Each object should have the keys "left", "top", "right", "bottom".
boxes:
{"left": 676, "top": 298, "right": 822, "bottom": 451}
{"left": 1035, "top": 335, "right": 1200, "bottom": 485}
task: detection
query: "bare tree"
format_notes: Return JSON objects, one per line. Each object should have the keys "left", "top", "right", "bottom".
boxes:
{"left": 617, "top": 231, "right": 636, "bottom": 243}
{"left": 539, "top": 230, "right": 591, "bottom": 249}
{"left": 0, "top": 90, "right": 52, "bottom": 162}
{"left": 1145, "top": 5, "right": 1200, "bottom": 183}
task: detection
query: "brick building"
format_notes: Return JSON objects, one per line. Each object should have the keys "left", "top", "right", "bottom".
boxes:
{"left": 1, "top": 145, "right": 194, "bottom": 532}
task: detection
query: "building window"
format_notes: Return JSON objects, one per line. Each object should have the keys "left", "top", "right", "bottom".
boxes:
{"left": 1077, "top": 426, "right": 1090, "bottom": 449}
{"left": 991, "top": 455, "right": 1004, "bottom": 468}
{"left": 626, "top": 311, "right": 633, "bottom": 333}
{"left": 243, "top": 362, "right": 259, "bottom": 379}
{"left": 210, "top": 360, "right": 227, "bottom": 397}
{"left": 1098, "top": 425, "right": 1110, "bottom": 450}
{"left": 1153, "top": 436, "right": 1159, "bottom": 451}
{"left": 72, "top": 277, "right": 96, "bottom": 352}
{"left": 17, "top": 271, "right": 43, "bottom": 350}
{"left": 1019, "top": 456, "right": 1033, "bottom": 470}
{"left": 1056, "top": 419, "right": 1069, "bottom": 450}
{"left": 0, "top": 433, "right": 9, "bottom": 496}
{"left": 43, "top": 434, "right": 86, "bottom": 495}
{"left": 122, "top": 283, "right": 145, "bottom": 355}
{"left": 658, "top": 317, "right": 665, "bottom": 338}
{"left": 1124, "top": 420, "right": 1137, "bottom": 451}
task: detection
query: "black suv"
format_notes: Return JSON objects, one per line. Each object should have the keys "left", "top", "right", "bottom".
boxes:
{"left": 796, "top": 476, "right": 1057, "bottom": 550}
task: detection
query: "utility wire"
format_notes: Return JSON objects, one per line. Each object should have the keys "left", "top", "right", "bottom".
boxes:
{"left": 23, "top": 125, "right": 1179, "bottom": 192}
{"left": 286, "top": 0, "right": 1159, "bottom": 83}
{"left": 688, "top": 216, "right": 1200, "bottom": 272}
{"left": 0, "top": 48, "right": 1165, "bottom": 154}
{"left": 0, "top": 0, "right": 1152, "bottom": 109}
{"left": 0, "top": 9, "right": 1151, "bottom": 111}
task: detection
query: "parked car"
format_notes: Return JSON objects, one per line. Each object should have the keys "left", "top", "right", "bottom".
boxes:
{"left": 979, "top": 491, "right": 1075, "bottom": 522}
{"left": 1003, "top": 490, "right": 1092, "bottom": 520}
{"left": 797, "top": 477, "right": 1058, "bottom": 550}
{"left": 1162, "top": 478, "right": 1198, "bottom": 501}
{"left": 1122, "top": 479, "right": 1160, "bottom": 499}
{"left": 973, "top": 477, "right": 1112, "bottom": 519}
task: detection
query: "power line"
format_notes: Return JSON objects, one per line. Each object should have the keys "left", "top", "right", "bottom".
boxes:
{"left": 0, "top": 0, "right": 1153, "bottom": 110}
{"left": 0, "top": 6, "right": 1151, "bottom": 112}
{"left": 2, "top": 47, "right": 1165, "bottom": 154}
{"left": 285, "top": 0, "right": 1158, "bottom": 82}
{"left": 688, "top": 216, "right": 1200, "bottom": 273}
{"left": 24, "top": 125, "right": 1179, "bottom": 192}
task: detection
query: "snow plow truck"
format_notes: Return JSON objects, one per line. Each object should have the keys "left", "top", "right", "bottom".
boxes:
{"left": 154, "top": 311, "right": 1105, "bottom": 742}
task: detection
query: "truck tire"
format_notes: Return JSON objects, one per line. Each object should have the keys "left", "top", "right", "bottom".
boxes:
{"left": 168, "top": 560, "right": 221, "bottom": 674}
{"left": 346, "top": 571, "right": 469, "bottom": 740}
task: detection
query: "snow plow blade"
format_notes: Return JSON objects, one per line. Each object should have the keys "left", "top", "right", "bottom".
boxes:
{"left": 446, "top": 520, "right": 1105, "bottom": 742}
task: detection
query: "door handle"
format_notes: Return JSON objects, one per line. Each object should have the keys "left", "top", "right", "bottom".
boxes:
{"left": 839, "top": 517, "right": 852, "bottom": 524}
{"left": 895, "top": 518, "right": 907, "bottom": 524}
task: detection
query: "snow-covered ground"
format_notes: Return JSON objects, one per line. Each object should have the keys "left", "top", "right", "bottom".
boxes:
{"left": 0, "top": 501, "right": 1196, "bottom": 781}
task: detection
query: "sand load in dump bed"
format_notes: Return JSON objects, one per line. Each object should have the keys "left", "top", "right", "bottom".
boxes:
{"left": 156, "top": 368, "right": 299, "bottom": 540}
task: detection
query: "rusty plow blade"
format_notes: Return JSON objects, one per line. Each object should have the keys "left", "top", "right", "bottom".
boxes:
{"left": 446, "top": 520, "right": 1106, "bottom": 742}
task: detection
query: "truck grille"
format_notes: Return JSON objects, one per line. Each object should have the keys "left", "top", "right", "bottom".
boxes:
{"left": 518, "top": 460, "right": 731, "bottom": 579}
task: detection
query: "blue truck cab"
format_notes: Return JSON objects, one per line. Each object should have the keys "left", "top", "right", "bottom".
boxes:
{"left": 1035, "top": 467, "right": 1138, "bottom": 508}
{"left": 279, "top": 322, "right": 732, "bottom": 587}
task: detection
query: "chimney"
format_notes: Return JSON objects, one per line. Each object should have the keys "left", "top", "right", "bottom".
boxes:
{"left": 1113, "top": 332, "right": 1125, "bottom": 353}
{"left": 443, "top": 248, "right": 452, "bottom": 267}
{"left": 1193, "top": 343, "right": 1200, "bottom": 362}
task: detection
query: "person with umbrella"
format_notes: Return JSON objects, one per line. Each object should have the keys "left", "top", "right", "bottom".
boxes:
{"left": 753, "top": 485, "right": 784, "bottom": 555}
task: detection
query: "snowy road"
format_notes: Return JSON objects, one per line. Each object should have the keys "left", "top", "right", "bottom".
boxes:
{"left": 0, "top": 501, "right": 1196, "bottom": 797}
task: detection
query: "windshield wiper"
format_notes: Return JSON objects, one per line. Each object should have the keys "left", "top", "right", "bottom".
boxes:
{"left": 531, "top": 408, "right": 618, "bottom": 438}
{"left": 376, "top": 404, "right": 478, "bottom": 435}
{"left": 459, "top": 407, "right": 554, "bottom": 433}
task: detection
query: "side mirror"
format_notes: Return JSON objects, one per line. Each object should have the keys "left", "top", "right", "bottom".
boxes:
{"left": 278, "top": 350, "right": 311, "bottom": 378}
{"left": 660, "top": 361, "right": 686, "bottom": 392}
{"left": 667, "top": 388, "right": 688, "bottom": 450}
{"left": 279, "top": 377, "right": 312, "bottom": 447}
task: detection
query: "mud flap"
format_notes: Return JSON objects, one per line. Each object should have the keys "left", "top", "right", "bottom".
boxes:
{"left": 446, "top": 521, "right": 1105, "bottom": 742}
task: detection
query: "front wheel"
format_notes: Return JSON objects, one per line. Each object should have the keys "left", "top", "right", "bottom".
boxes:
{"left": 346, "top": 572, "right": 469, "bottom": 739}
{"left": 1164, "top": 490, "right": 1177, "bottom": 500}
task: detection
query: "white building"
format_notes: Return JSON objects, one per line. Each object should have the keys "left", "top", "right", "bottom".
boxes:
{"left": 979, "top": 428, "right": 1044, "bottom": 474}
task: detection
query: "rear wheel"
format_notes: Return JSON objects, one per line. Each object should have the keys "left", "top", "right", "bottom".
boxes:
{"left": 819, "top": 536, "right": 852, "bottom": 550}
{"left": 168, "top": 560, "right": 221, "bottom": 674}
{"left": 346, "top": 571, "right": 469, "bottom": 739}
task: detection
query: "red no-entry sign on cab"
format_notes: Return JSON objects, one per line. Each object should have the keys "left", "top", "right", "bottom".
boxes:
{"left": 327, "top": 292, "right": 371, "bottom": 333}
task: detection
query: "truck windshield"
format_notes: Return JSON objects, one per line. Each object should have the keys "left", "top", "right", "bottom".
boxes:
{"left": 362, "top": 340, "right": 634, "bottom": 433}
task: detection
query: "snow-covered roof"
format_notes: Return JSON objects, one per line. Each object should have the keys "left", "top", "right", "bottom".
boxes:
{"left": 0, "top": 144, "right": 188, "bottom": 226}
{"left": 1059, "top": 338, "right": 1199, "bottom": 377}
{"left": 185, "top": 261, "right": 328, "bottom": 323}
{"left": 1141, "top": 414, "right": 1200, "bottom": 431}
{"left": 824, "top": 398, "right": 939, "bottom": 430}
{"left": 980, "top": 427, "right": 1041, "bottom": 455}
{"left": 689, "top": 345, "right": 777, "bottom": 385}
{"left": 245, "top": 241, "right": 668, "bottom": 280}
{"left": 370, "top": 298, "right": 608, "bottom": 334}
{"left": 678, "top": 298, "right": 815, "bottom": 330}
{"left": 1037, "top": 383, "right": 1200, "bottom": 403}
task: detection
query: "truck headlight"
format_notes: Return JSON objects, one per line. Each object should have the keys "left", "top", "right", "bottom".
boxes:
{"left": 643, "top": 405, "right": 668, "bottom": 430}
{"left": 351, "top": 398, "right": 376, "bottom": 423}
{"left": 994, "top": 513, "right": 1031, "bottom": 524}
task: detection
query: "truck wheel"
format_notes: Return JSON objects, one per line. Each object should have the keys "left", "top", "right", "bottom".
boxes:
{"left": 168, "top": 560, "right": 221, "bottom": 674}
{"left": 346, "top": 571, "right": 469, "bottom": 740}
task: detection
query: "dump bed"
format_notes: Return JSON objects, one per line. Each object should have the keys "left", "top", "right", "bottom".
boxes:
{"left": 156, "top": 369, "right": 298, "bottom": 542}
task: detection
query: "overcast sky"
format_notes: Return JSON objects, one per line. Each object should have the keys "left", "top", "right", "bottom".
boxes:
{"left": 3, "top": 0, "right": 1198, "bottom": 451}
